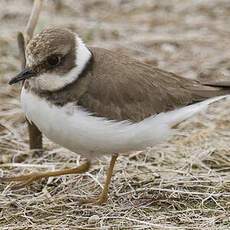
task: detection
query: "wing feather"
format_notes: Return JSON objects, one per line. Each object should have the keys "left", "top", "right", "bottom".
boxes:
{"left": 77, "top": 47, "right": 226, "bottom": 122}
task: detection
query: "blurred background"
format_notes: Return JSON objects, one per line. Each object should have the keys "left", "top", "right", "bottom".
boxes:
{"left": 0, "top": 0, "right": 230, "bottom": 229}
{"left": 1, "top": 0, "right": 230, "bottom": 81}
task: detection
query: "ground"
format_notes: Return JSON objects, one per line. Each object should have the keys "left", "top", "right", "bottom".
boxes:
{"left": 0, "top": 0, "right": 230, "bottom": 229}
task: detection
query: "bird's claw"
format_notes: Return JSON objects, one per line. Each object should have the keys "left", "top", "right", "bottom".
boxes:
{"left": 79, "top": 194, "right": 108, "bottom": 206}
{"left": 0, "top": 173, "right": 43, "bottom": 189}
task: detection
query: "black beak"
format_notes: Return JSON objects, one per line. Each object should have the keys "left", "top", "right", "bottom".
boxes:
{"left": 9, "top": 68, "right": 35, "bottom": 85}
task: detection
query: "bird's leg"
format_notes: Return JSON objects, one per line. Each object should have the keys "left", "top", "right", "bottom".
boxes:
{"left": 97, "top": 154, "right": 118, "bottom": 204}
{"left": 82, "top": 154, "right": 118, "bottom": 205}
{"left": 1, "top": 161, "right": 90, "bottom": 189}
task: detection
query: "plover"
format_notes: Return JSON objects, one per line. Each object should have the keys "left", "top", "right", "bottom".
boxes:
{"left": 6, "top": 27, "right": 230, "bottom": 204}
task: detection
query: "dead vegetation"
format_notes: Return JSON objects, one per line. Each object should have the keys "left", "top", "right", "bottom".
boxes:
{"left": 0, "top": 0, "right": 230, "bottom": 229}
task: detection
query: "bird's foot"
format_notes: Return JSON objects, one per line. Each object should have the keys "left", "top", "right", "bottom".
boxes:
{"left": 1, "top": 161, "right": 91, "bottom": 190}
{"left": 80, "top": 193, "right": 108, "bottom": 206}
{"left": 0, "top": 172, "right": 46, "bottom": 189}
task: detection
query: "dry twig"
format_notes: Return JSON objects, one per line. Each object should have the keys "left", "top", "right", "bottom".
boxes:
{"left": 17, "top": 0, "right": 43, "bottom": 150}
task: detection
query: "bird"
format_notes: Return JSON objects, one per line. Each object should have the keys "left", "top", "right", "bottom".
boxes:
{"left": 5, "top": 27, "right": 230, "bottom": 205}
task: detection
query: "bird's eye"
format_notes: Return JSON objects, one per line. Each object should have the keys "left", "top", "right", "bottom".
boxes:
{"left": 47, "top": 55, "right": 60, "bottom": 66}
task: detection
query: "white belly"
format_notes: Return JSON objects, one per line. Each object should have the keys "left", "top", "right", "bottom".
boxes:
{"left": 21, "top": 87, "right": 227, "bottom": 158}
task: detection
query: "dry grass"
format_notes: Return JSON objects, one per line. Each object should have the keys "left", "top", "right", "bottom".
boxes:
{"left": 0, "top": 0, "right": 230, "bottom": 229}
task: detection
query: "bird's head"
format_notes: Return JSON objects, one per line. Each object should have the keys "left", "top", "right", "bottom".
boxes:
{"left": 9, "top": 27, "right": 91, "bottom": 91}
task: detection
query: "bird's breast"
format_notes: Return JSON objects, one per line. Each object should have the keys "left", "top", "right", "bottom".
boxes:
{"left": 20, "top": 87, "right": 173, "bottom": 158}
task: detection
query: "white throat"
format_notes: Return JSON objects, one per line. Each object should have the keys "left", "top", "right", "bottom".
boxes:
{"left": 27, "top": 35, "right": 92, "bottom": 91}
{"left": 75, "top": 36, "right": 92, "bottom": 77}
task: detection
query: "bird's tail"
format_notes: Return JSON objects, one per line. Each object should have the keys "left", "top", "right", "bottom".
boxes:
{"left": 164, "top": 95, "right": 229, "bottom": 128}
{"left": 167, "top": 79, "right": 230, "bottom": 127}
{"left": 197, "top": 79, "right": 230, "bottom": 98}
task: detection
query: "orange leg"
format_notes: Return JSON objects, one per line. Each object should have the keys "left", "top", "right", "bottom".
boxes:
{"left": 1, "top": 161, "right": 90, "bottom": 189}
{"left": 82, "top": 154, "right": 118, "bottom": 205}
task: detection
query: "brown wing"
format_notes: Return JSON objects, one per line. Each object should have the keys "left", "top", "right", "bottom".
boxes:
{"left": 78, "top": 47, "right": 227, "bottom": 122}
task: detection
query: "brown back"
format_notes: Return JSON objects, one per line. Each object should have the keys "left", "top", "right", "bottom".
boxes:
{"left": 33, "top": 47, "right": 229, "bottom": 122}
